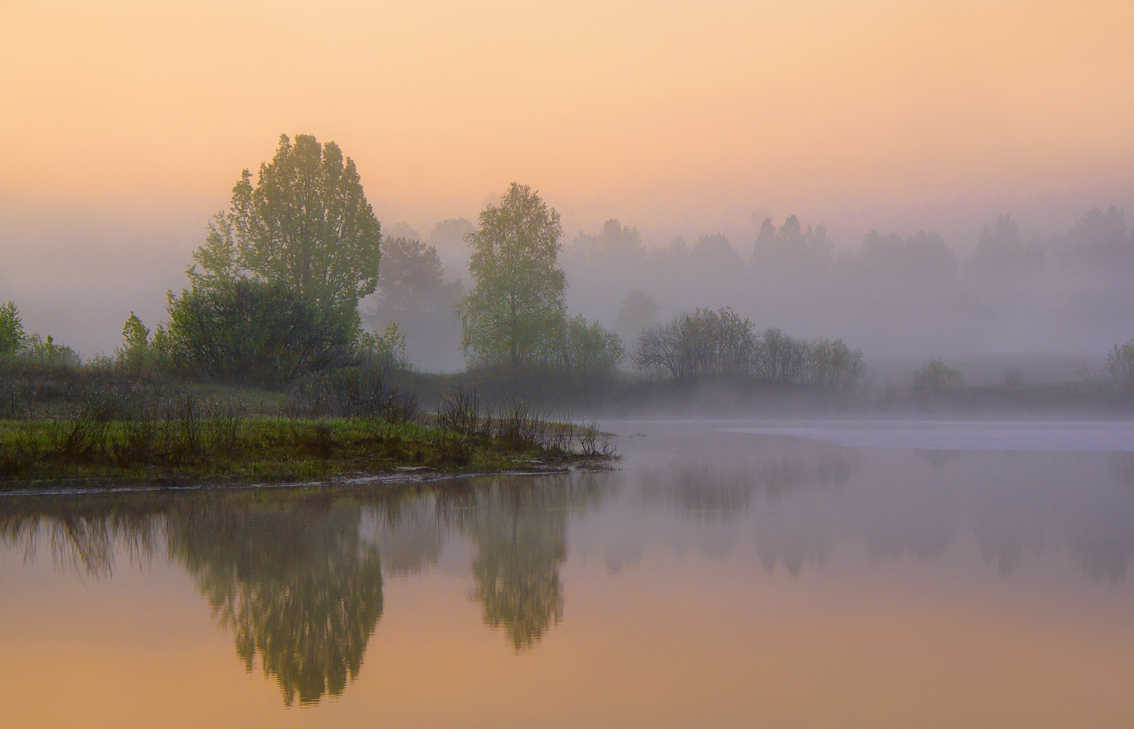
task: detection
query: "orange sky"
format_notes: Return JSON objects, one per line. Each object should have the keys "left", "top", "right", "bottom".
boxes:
{"left": 2, "top": 0, "right": 1133, "bottom": 239}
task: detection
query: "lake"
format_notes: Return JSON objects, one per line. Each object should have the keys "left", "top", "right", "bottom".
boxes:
{"left": 3, "top": 419, "right": 1134, "bottom": 728}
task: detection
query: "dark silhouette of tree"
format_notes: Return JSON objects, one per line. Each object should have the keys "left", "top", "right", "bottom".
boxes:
{"left": 365, "top": 236, "right": 462, "bottom": 369}
{"left": 1063, "top": 206, "right": 1134, "bottom": 269}
{"left": 750, "top": 215, "right": 833, "bottom": 270}
{"left": 693, "top": 233, "right": 743, "bottom": 272}
{"left": 616, "top": 289, "right": 659, "bottom": 347}
{"left": 967, "top": 214, "right": 1045, "bottom": 280}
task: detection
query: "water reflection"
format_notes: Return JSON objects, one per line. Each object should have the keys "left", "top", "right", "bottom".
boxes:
{"left": 5, "top": 423, "right": 1134, "bottom": 722}
{"left": 0, "top": 472, "right": 610, "bottom": 703}
{"left": 166, "top": 498, "right": 383, "bottom": 706}
{"left": 634, "top": 431, "right": 858, "bottom": 520}
{"left": 439, "top": 473, "right": 605, "bottom": 650}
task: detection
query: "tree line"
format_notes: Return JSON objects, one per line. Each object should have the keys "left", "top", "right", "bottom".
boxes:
{"left": 6, "top": 130, "right": 1133, "bottom": 397}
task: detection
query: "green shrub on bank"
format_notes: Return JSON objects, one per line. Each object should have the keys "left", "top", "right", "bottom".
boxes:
{"left": 912, "top": 358, "right": 964, "bottom": 392}
{"left": 160, "top": 280, "right": 358, "bottom": 389}
{"left": 633, "top": 307, "right": 864, "bottom": 390}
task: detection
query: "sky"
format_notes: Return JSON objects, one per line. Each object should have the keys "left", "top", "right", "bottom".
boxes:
{"left": 2, "top": 0, "right": 1133, "bottom": 354}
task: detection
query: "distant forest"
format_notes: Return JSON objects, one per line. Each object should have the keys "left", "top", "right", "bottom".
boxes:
{"left": 370, "top": 207, "right": 1134, "bottom": 374}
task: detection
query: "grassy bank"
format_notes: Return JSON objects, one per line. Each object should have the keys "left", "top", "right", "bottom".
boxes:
{"left": 0, "top": 412, "right": 612, "bottom": 487}
{"left": 0, "top": 362, "right": 615, "bottom": 488}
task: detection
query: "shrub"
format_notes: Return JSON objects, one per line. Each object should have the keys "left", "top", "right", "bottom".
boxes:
{"left": 21, "top": 334, "right": 81, "bottom": 366}
{"left": 1106, "top": 341, "right": 1134, "bottom": 393}
{"left": 913, "top": 358, "right": 964, "bottom": 392}
{"left": 550, "top": 315, "right": 624, "bottom": 379}
{"left": 754, "top": 327, "right": 809, "bottom": 384}
{"left": 807, "top": 339, "right": 865, "bottom": 391}
{"left": 635, "top": 307, "right": 756, "bottom": 380}
{"left": 162, "top": 279, "right": 356, "bottom": 389}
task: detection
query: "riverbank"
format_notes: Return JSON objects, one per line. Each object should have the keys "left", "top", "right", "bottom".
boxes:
{"left": 0, "top": 415, "right": 612, "bottom": 488}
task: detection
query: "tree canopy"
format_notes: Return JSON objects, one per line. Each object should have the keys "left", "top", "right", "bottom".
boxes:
{"left": 459, "top": 183, "right": 566, "bottom": 374}
{"left": 0, "top": 302, "right": 25, "bottom": 357}
{"left": 189, "top": 133, "right": 381, "bottom": 318}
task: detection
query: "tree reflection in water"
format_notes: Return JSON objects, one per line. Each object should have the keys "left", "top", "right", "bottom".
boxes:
{"left": 165, "top": 497, "right": 384, "bottom": 706}
{"left": 440, "top": 473, "right": 604, "bottom": 650}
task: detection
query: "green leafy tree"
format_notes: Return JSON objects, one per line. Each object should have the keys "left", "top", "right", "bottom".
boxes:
{"left": 913, "top": 358, "right": 964, "bottom": 392}
{"left": 459, "top": 183, "right": 566, "bottom": 374}
{"left": 21, "top": 334, "right": 80, "bottom": 365}
{"left": 550, "top": 315, "right": 624, "bottom": 379}
{"left": 115, "top": 312, "right": 151, "bottom": 372}
{"left": 189, "top": 133, "right": 382, "bottom": 321}
{"left": 0, "top": 301, "right": 25, "bottom": 357}
{"left": 807, "top": 339, "right": 865, "bottom": 391}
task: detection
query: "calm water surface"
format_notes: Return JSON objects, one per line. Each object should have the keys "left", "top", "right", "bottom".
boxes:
{"left": 3, "top": 419, "right": 1134, "bottom": 728}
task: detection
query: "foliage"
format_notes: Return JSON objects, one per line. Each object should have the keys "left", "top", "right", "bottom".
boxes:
{"left": 0, "top": 301, "right": 25, "bottom": 357}
{"left": 162, "top": 279, "right": 357, "bottom": 389}
{"left": 754, "top": 327, "right": 810, "bottom": 384}
{"left": 356, "top": 323, "right": 408, "bottom": 375}
{"left": 21, "top": 334, "right": 80, "bottom": 366}
{"left": 115, "top": 312, "right": 152, "bottom": 373}
{"left": 634, "top": 307, "right": 756, "bottom": 380}
{"left": 635, "top": 310, "right": 863, "bottom": 389}
{"left": 459, "top": 183, "right": 567, "bottom": 374}
{"left": 1106, "top": 341, "right": 1134, "bottom": 393}
{"left": 912, "top": 358, "right": 965, "bottom": 392}
{"left": 285, "top": 364, "right": 418, "bottom": 421}
{"left": 539, "top": 315, "right": 621, "bottom": 378}
{"left": 548, "top": 315, "right": 624, "bottom": 379}
{"left": 807, "top": 339, "right": 865, "bottom": 391}
{"left": 189, "top": 133, "right": 382, "bottom": 319}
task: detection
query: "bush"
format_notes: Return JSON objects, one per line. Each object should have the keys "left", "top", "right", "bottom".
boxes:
{"left": 161, "top": 280, "right": 357, "bottom": 389}
{"left": 913, "top": 358, "right": 964, "bottom": 392}
{"left": 549, "top": 315, "right": 624, "bottom": 379}
{"left": 1106, "top": 341, "right": 1134, "bottom": 393}
{"left": 635, "top": 307, "right": 756, "bottom": 380}
{"left": 21, "top": 334, "right": 80, "bottom": 366}
{"left": 754, "top": 327, "right": 809, "bottom": 384}
{"left": 807, "top": 339, "right": 864, "bottom": 391}
{"left": 284, "top": 366, "right": 418, "bottom": 421}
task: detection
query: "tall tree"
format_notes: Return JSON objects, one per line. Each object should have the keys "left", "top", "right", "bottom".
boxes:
{"left": 0, "top": 301, "right": 25, "bottom": 357}
{"left": 459, "top": 183, "right": 566, "bottom": 374}
{"left": 189, "top": 133, "right": 382, "bottom": 320}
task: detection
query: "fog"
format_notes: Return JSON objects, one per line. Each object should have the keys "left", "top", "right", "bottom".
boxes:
{"left": 3, "top": 193, "right": 1134, "bottom": 383}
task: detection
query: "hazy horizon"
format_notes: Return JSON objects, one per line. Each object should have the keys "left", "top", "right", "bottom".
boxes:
{"left": 2, "top": 0, "right": 1133, "bottom": 370}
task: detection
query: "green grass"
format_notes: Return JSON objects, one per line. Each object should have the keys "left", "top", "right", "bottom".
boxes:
{"left": 0, "top": 415, "right": 606, "bottom": 488}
